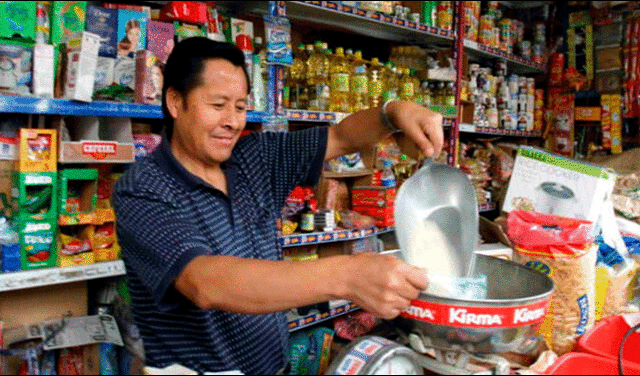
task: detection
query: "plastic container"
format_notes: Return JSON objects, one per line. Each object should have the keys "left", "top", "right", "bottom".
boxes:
{"left": 575, "top": 315, "right": 640, "bottom": 366}
{"left": 546, "top": 352, "right": 640, "bottom": 375}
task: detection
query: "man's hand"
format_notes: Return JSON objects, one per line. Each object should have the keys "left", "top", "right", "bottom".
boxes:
{"left": 386, "top": 101, "right": 444, "bottom": 159}
{"left": 340, "top": 253, "right": 428, "bottom": 320}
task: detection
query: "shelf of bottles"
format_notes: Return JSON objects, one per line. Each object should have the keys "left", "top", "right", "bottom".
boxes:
{"left": 458, "top": 123, "right": 543, "bottom": 138}
{"left": 286, "top": 109, "right": 455, "bottom": 127}
{"left": 287, "top": 300, "right": 360, "bottom": 331}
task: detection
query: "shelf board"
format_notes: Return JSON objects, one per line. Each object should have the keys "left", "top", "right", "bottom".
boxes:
{"left": 286, "top": 109, "right": 349, "bottom": 123}
{"left": 0, "top": 95, "right": 264, "bottom": 122}
{"left": 323, "top": 169, "right": 373, "bottom": 179}
{"left": 279, "top": 226, "right": 381, "bottom": 248}
{"left": 287, "top": 301, "right": 360, "bottom": 332}
{"left": 0, "top": 260, "right": 126, "bottom": 293}
{"left": 463, "top": 40, "right": 546, "bottom": 75}
{"left": 458, "top": 123, "right": 542, "bottom": 138}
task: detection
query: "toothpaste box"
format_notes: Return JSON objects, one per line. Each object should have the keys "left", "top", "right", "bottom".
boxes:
{"left": 86, "top": 5, "right": 118, "bottom": 58}
{"left": 63, "top": 31, "right": 101, "bottom": 102}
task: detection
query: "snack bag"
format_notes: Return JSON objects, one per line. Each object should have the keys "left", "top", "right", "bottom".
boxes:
{"left": 508, "top": 210, "right": 596, "bottom": 355}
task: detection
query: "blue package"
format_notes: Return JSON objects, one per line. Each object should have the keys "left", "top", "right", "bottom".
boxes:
{"left": 116, "top": 9, "right": 147, "bottom": 59}
{"left": 2, "top": 243, "right": 21, "bottom": 272}
{"left": 596, "top": 236, "right": 626, "bottom": 267}
{"left": 86, "top": 5, "right": 118, "bottom": 58}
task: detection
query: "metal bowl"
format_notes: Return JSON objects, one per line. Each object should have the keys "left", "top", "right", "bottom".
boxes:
{"left": 394, "top": 254, "right": 555, "bottom": 355}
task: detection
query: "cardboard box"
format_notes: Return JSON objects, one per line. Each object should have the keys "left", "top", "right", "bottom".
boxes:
{"left": 58, "top": 169, "right": 98, "bottom": 215}
{"left": 352, "top": 206, "right": 394, "bottom": 227}
{"left": 596, "top": 46, "right": 622, "bottom": 71}
{"left": 0, "top": 1, "right": 36, "bottom": 40}
{"left": 575, "top": 107, "right": 601, "bottom": 122}
{"left": 19, "top": 129, "right": 57, "bottom": 172}
{"left": 0, "top": 40, "right": 33, "bottom": 96}
{"left": 63, "top": 31, "right": 101, "bottom": 102}
{"left": 117, "top": 9, "right": 148, "bottom": 59}
{"left": 86, "top": 5, "right": 118, "bottom": 58}
{"left": 352, "top": 186, "right": 396, "bottom": 207}
{"left": 13, "top": 172, "right": 58, "bottom": 221}
{"left": 113, "top": 56, "right": 136, "bottom": 89}
{"left": 50, "top": 2, "right": 87, "bottom": 46}
{"left": 33, "top": 44, "right": 55, "bottom": 98}
{"left": 2, "top": 243, "right": 21, "bottom": 273}
{"left": 0, "top": 160, "right": 17, "bottom": 216}
{"left": 503, "top": 146, "right": 617, "bottom": 226}
{"left": 135, "top": 50, "right": 162, "bottom": 105}
{"left": 147, "top": 20, "right": 175, "bottom": 63}
{"left": 94, "top": 56, "right": 115, "bottom": 92}
{"left": 58, "top": 117, "right": 134, "bottom": 163}
{"left": 18, "top": 218, "right": 57, "bottom": 270}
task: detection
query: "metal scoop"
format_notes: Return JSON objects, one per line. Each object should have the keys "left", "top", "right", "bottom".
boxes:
{"left": 394, "top": 159, "right": 479, "bottom": 278}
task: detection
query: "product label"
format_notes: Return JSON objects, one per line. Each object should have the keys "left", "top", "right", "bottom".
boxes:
{"left": 81, "top": 142, "right": 118, "bottom": 160}
{"left": 352, "top": 75, "right": 368, "bottom": 94}
{"left": 336, "top": 354, "right": 366, "bottom": 375}
{"left": 401, "top": 82, "right": 414, "bottom": 99}
{"left": 369, "top": 81, "right": 383, "bottom": 97}
{"left": 400, "top": 299, "right": 550, "bottom": 328}
{"left": 576, "top": 295, "right": 589, "bottom": 335}
{"left": 331, "top": 73, "right": 350, "bottom": 93}
{"left": 300, "top": 213, "right": 314, "bottom": 232}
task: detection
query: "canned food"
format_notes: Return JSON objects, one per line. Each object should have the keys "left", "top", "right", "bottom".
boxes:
{"left": 519, "top": 40, "right": 532, "bottom": 60}
{"left": 410, "top": 12, "right": 421, "bottom": 23}
{"left": 534, "top": 23, "right": 546, "bottom": 45}
{"left": 533, "top": 43, "right": 545, "bottom": 65}
{"left": 495, "top": 59, "right": 508, "bottom": 77}
{"left": 437, "top": 1, "right": 453, "bottom": 30}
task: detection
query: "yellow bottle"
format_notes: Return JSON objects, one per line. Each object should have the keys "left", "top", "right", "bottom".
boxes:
{"left": 399, "top": 68, "right": 415, "bottom": 102}
{"left": 351, "top": 50, "right": 369, "bottom": 112}
{"left": 382, "top": 62, "right": 399, "bottom": 102}
{"left": 307, "top": 41, "right": 330, "bottom": 111}
{"left": 368, "top": 57, "right": 385, "bottom": 108}
{"left": 289, "top": 43, "right": 308, "bottom": 110}
{"left": 410, "top": 69, "right": 421, "bottom": 104}
{"left": 329, "top": 47, "right": 352, "bottom": 113}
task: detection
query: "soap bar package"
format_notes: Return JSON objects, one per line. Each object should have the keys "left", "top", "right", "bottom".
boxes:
{"left": 86, "top": 5, "right": 118, "bottom": 58}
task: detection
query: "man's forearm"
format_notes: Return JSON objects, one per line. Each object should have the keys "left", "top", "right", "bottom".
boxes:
{"left": 174, "top": 254, "right": 349, "bottom": 314}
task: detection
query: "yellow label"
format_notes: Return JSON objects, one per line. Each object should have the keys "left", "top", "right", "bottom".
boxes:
{"left": 401, "top": 82, "right": 414, "bottom": 98}
{"left": 369, "top": 81, "right": 383, "bottom": 96}
{"left": 352, "top": 76, "right": 368, "bottom": 94}
{"left": 331, "top": 73, "right": 350, "bottom": 93}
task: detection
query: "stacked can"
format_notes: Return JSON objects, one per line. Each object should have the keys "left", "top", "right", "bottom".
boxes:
{"left": 534, "top": 89, "right": 545, "bottom": 131}
{"left": 463, "top": 1, "right": 480, "bottom": 41}
{"left": 479, "top": 15, "right": 493, "bottom": 45}
{"left": 421, "top": 1, "right": 438, "bottom": 26}
{"left": 499, "top": 19, "right": 512, "bottom": 54}
{"left": 437, "top": 1, "right": 453, "bottom": 31}
{"left": 533, "top": 23, "right": 546, "bottom": 64}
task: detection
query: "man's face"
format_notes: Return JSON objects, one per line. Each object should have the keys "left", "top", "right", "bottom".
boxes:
{"left": 168, "top": 59, "right": 248, "bottom": 166}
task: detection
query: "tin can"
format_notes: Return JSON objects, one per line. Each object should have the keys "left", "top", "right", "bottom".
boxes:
{"left": 395, "top": 4, "right": 404, "bottom": 17}
{"left": 495, "top": 59, "right": 508, "bottom": 77}
{"left": 532, "top": 43, "right": 545, "bottom": 65}
{"left": 437, "top": 1, "right": 453, "bottom": 31}
{"left": 534, "top": 23, "right": 546, "bottom": 45}
{"left": 508, "top": 74, "right": 519, "bottom": 95}
{"left": 411, "top": 12, "right": 421, "bottom": 23}
{"left": 421, "top": 1, "right": 436, "bottom": 25}
{"left": 519, "top": 40, "right": 532, "bottom": 60}
{"left": 479, "top": 15, "right": 493, "bottom": 45}
{"left": 527, "top": 78, "right": 536, "bottom": 94}
{"left": 464, "top": 1, "right": 480, "bottom": 41}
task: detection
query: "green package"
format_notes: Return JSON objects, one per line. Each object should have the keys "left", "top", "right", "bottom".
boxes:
{"left": 50, "top": 1, "right": 87, "bottom": 46}
{"left": 0, "top": 1, "right": 36, "bottom": 41}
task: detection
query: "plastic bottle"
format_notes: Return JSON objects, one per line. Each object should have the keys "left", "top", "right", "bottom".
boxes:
{"left": 380, "top": 161, "right": 397, "bottom": 188}
{"left": 399, "top": 68, "right": 415, "bottom": 102}
{"left": 289, "top": 43, "right": 308, "bottom": 110}
{"left": 252, "top": 54, "right": 267, "bottom": 112}
{"left": 35, "top": 2, "right": 50, "bottom": 44}
{"left": 368, "top": 57, "right": 385, "bottom": 108}
{"left": 329, "top": 47, "right": 351, "bottom": 113}
{"left": 307, "top": 41, "right": 330, "bottom": 111}
{"left": 382, "top": 63, "right": 398, "bottom": 102}
{"left": 444, "top": 82, "right": 456, "bottom": 107}
{"left": 410, "top": 69, "right": 421, "bottom": 103}
{"left": 350, "top": 51, "right": 369, "bottom": 112}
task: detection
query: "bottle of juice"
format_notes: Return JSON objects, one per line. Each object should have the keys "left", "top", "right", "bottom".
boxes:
{"left": 289, "top": 43, "right": 308, "bottom": 109}
{"left": 368, "top": 57, "right": 385, "bottom": 108}
{"left": 382, "top": 62, "right": 399, "bottom": 102}
{"left": 399, "top": 68, "right": 416, "bottom": 102}
{"left": 351, "top": 50, "right": 369, "bottom": 112}
{"left": 329, "top": 47, "right": 352, "bottom": 113}
{"left": 307, "top": 41, "right": 330, "bottom": 111}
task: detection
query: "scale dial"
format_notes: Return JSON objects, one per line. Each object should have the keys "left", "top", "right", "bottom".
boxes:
{"left": 326, "top": 336, "right": 422, "bottom": 375}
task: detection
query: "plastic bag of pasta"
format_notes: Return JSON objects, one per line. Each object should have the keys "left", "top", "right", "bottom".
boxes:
{"left": 508, "top": 210, "right": 597, "bottom": 355}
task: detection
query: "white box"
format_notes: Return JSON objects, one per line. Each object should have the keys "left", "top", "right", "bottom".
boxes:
{"left": 33, "top": 44, "right": 55, "bottom": 98}
{"left": 64, "top": 31, "right": 101, "bottom": 102}
{"left": 503, "top": 146, "right": 617, "bottom": 225}
{"left": 94, "top": 57, "right": 115, "bottom": 92}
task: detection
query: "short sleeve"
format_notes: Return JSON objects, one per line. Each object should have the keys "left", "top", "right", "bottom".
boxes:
{"left": 253, "top": 127, "right": 328, "bottom": 210}
{"left": 113, "top": 192, "right": 212, "bottom": 311}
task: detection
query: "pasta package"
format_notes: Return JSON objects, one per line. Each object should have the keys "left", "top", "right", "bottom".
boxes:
{"left": 508, "top": 210, "right": 596, "bottom": 355}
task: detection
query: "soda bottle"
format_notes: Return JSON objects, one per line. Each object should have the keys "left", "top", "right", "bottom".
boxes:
{"left": 368, "top": 57, "right": 385, "bottom": 108}
{"left": 351, "top": 51, "right": 369, "bottom": 112}
{"left": 382, "top": 62, "right": 399, "bottom": 102}
{"left": 289, "top": 43, "right": 308, "bottom": 109}
{"left": 329, "top": 47, "right": 352, "bottom": 113}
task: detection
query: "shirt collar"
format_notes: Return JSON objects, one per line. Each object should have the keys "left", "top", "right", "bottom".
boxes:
{"left": 155, "top": 137, "right": 240, "bottom": 192}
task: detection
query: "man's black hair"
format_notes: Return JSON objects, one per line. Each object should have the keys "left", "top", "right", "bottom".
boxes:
{"left": 162, "top": 37, "right": 251, "bottom": 140}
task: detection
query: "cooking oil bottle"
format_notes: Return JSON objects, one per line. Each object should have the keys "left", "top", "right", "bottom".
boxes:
{"left": 410, "top": 69, "right": 421, "bottom": 104}
{"left": 351, "top": 50, "right": 369, "bottom": 112}
{"left": 382, "top": 62, "right": 399, "bottom": 102}
{"left": 307, "top": 41, "right": 330, "bottom": 111}
{"left": 399, "top": 68, "right": 416, "bottom": 102}
{"left": 329, "top": 47, "right": 352, "bottom": 113}
{"left": 289, "top": 43, "right": 308, "bottom": 109}
{"left": 368, "top": 57, "right": 385, "bottom": 108}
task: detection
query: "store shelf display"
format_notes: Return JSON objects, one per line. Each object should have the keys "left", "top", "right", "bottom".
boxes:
{"left": 287, "top": 300, "right": 360, "bottom": 331}
{"left": 0, "top": 260, "right": 126, "bottom": 293}
{"left": 459, "top": 123, "right": 543, "bottom": 138}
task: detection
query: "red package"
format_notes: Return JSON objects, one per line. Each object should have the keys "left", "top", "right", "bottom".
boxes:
{"left": 548, "top": 53, "right": 565, "bottom": 87}
{"left": 507, "top": 210, "right": 593, "bottom": 252}
{"left": 159, "top": 1, "right": 208, "bottom": 25}
{"left": 333, "top": 311, "right": 379, "bottom": 341}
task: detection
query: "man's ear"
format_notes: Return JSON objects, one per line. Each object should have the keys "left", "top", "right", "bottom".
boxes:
{"left": 165, "top": 87, "right": 183, "bottom": 121}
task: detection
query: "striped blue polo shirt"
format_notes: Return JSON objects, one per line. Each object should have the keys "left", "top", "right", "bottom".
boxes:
{"left": 113, "top": 127, "right": 328, "bottom": 375}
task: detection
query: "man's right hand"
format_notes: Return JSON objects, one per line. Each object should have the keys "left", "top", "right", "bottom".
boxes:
{"left": 338, "top": 253, "right": 428, "bottom": 320}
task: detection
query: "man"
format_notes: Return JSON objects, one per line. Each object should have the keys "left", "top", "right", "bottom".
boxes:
{"left": 113, "top": 38, "right": 444, "bottom": 375}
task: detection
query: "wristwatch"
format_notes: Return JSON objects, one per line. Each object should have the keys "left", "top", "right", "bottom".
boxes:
{"left": 381, "top": 100, "right": 401, "bottom": 133}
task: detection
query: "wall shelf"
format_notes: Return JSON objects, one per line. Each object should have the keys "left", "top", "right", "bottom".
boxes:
{"left": 0, "top": 260, "right": 126, "bottom": 293}
{"left": 459, "top": 123, "right": 543, "bottom": 138}
{"left": 287, "top": 300, "right": 360, "bottom": 332}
